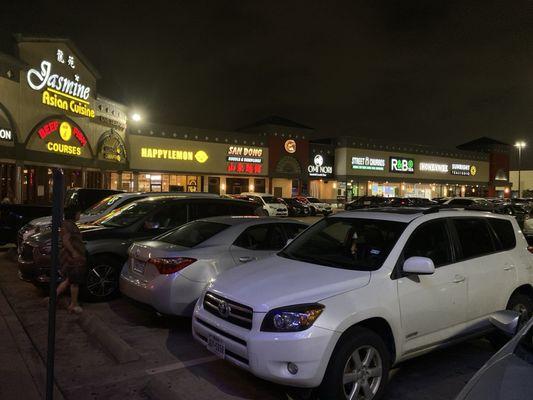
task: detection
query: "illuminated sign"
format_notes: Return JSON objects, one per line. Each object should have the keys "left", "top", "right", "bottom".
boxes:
{"left": 451, "top": 163, "right": 477, "bottom": 176}
{"left": 227, "top": 146, "right": 263, "bottom": 163}
{"left": 351, "top": 156, "right": 386, "bottom": 171}
{"left": 0, "top": 128, "right": 12, "bottom": 141}
{"left": 101, "top": 133, "right": 126, "bottom": 163}
{"left": 419, "top": 162, "right": 449, "bottom": 173}
{"left": 140, "top": 148, "right": 209, "bottom": 163}
{"left": 308, "top": 154, "right": 333, "bottom": 177}
{"left": 284, "top": 139, "right": 296, "bottom": 153}
{"left": 36, "top": 120, "right": 88, "bottom": 156}
{"left": 390, "top": 157, "right": 415, "bottom": 173}
{"left": 227, "top": 162, "right": 262, "bottom": 174}
{"left": 26, "top": 53, "right": 95, "bottom": 118}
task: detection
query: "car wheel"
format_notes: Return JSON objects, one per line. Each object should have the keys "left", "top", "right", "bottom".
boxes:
{"left": 310, "top": 206, "right": 317, "bottom": 216}
{"left": 319, "top": 327, "right": 390, "bottom": 400}
{"left": 82, "top": 255, "right": 122, "bottom": 302}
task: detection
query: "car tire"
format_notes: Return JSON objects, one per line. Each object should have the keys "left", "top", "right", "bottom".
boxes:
{"left": 319, "top": 327, "right": 390, "bottom": 400}
{"left": 81, "top": 255, "right": 122, "bottom": 302}
{"left": 310, "top": 207, "right": 317, "bottom": 216}
{"left": 489, "top": 292, "right": 533, "bottom": 348}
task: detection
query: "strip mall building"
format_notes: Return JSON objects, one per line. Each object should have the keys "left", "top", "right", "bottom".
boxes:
{"left": 0, "top": 35, "right": 511, "bottom": 204}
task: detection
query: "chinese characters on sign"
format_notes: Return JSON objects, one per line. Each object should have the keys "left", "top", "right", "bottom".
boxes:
{"left": 227, "top": 162, "right": 262, "bottom": 174}
{"left": 226, "top": 146, "right": 264, "bottom": 174}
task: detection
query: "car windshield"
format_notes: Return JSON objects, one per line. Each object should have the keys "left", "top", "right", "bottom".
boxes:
{"left": 263, "top": 196, "right": 281, "bottom": 204}
{"left": 156, "top": 221, "right": 230, "bottom": 247}
{"left": 83, "top": 195, "right": 124, "bottom": 216}
{"left": 279, "top": 217, "right": 407, "bottom": 271}
{"left": 97, "top": 201, "right": 161, "bottom": 228}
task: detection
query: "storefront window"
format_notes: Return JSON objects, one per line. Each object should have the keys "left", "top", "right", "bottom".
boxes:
{"left": 138, "top": 173, "right": 200, "bottom": 193}
{"left": 0, "top": 163, "right": 16, "bottom": 203}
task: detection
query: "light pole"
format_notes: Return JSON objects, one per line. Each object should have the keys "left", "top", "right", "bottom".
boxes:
{"left": 515, "top": 141, "right": 526, "bottom": 198}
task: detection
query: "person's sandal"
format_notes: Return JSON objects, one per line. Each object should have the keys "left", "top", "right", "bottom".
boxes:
{"left": 68, "top": 305, "right": 83, "bottom": 314}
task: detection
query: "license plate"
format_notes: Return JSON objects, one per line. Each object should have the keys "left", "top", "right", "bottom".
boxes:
{"left": 207, "top": 334, "right": 225, "bottom": 359}
{"left": 132, "top": 259, "right": 145, "bottom": 274}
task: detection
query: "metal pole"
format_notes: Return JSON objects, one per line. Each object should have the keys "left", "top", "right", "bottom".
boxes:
{"left": 46, "top": 169, "right": 64, "bottom": 400}
{"left": 518, "top": 146, "right": 522, "bottom": 198}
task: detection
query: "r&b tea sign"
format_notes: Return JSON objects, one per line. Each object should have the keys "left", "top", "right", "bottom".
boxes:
{"left": 390, "top": 157, "right": 415, "bottom": 173}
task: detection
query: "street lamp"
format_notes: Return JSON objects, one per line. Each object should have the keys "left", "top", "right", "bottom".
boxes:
{"left": 131, "top": 113, "right": 142, "bottom": 122}
{"left": 515, "top": 141, "right": 526, "bottom": 198}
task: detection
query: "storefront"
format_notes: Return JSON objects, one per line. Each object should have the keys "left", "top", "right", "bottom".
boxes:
{"left": 0, "top": 35, "right": 129, "bottom": 203}
{"left": 336, "top": 139, "right": 491, "bottom": 202}
{"left": 125, "top": 125, "right": 269, "bottom": 195}
{"left": 307, "top": 144, "right": 338, "bottom": 202}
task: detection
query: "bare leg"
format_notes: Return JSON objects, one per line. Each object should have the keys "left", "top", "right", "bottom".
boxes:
{"left": 56, "top": 278, "right": 70, "bottom": 297}
{"left": 68, "top": 284, "right": 82, "bottom": 314}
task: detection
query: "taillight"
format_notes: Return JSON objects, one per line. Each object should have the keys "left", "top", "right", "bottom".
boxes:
{"left": 148, "top": 257, "right": 197, "bottom": 274}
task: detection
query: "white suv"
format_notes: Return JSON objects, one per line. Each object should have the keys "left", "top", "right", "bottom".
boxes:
{"left": 240, "top": 192, "right": 288, "bottom": 217}
{"left": 192, "top": 208, "right": 533, "bottom": 400}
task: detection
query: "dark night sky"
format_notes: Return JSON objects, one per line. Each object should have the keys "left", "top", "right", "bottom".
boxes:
{"left": 2, "top": 0, "right": 533, "bottom": 166}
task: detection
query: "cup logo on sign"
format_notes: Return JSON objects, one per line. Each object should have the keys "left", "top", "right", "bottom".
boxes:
{"left": 59, "top": 122, "right": 72, "bottom": 142}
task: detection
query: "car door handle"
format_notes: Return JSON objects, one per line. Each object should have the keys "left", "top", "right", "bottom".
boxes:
{"left": 503, "top": 265, "right": 515, "bottom": 271}
{"left": 453, "top": 274, "right": 466, "bottom": 283}
{"left": 239, "top": 256, "right": 255, "bottom": 263}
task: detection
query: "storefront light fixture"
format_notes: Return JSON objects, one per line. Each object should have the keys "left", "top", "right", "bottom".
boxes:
{"left": 250, "top": 184, "right": 255, "bottom": 192}
{"left": 220, "top": 183, "right": 226, "bottom": 191}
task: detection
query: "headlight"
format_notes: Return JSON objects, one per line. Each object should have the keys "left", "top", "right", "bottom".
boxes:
{"left": 261, "top": 303, "right": 324, "bottom": 332}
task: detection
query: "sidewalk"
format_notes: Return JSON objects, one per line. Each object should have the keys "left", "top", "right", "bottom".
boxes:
{"left": 0, "top": 286, "right": 63, "bottom": 400}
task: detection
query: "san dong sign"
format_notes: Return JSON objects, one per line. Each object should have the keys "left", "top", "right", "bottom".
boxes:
{"left": 226, "top": 146, "right": 263, "bottom": 174}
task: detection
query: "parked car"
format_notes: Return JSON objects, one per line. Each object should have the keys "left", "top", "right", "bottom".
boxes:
{"left": 240, "top": 192, "right": 288, "bottom": 216}
{"left": 443, "top": 197, "right": 493, "bottom": 209}
{"left": 511, "top": 198, "right": 533, "bottom": 213}
{"left": 387, "top": 197, "right": 437, "bottom": 207}
{"left": 3, "top": 188, "right": 121, "bottom": 247}
{"left": 192, "top": 208, "right": 533, "bottom": 399}
{"left": 120, "top": 217, "right": 308, "bottom": 316}
{"left": 281, "top": 198, "right": 310, "bottom": 217}
{"left": 295, "top": 196, "right": 332, "bottom": 216}
{"left": 455, "top": 310, "right": 533, "bottom": 400}
{"left": 344, "top": 196, "right": 390, "bottom": 211}
{"left": 17, "top": 191, "right": 189, "bottom": 250}
{"left": 18, "top": 196, "right": 261, "bottom": 300}
{"left": 493, "top": 204, "right": 529, "bottom": 230}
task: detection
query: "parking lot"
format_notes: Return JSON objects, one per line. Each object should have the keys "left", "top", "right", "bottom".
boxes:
{"left": 0, "top": 238, "right": 496, "bottom": 400}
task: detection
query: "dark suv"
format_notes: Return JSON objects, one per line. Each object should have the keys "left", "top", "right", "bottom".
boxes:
{"left": 18, "top": 195, "right": 260, "bottom": 300}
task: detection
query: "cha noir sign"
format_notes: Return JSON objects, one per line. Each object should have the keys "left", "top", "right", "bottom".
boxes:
{"left": 26, "top": 52, "right": 95, "bottom": 118}
{"left": 390, "top": 157, "right": 415, "bottom": 173}
{"left": 308, "top": 154, "right": 333, "bottom": 177}
{"left": 351, "top": 156, "right": 386, "bottom": 171}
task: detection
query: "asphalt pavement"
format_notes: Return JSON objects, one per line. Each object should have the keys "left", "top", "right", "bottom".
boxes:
{"left": 0, "top": 233, "right": 496, "bottom": 400}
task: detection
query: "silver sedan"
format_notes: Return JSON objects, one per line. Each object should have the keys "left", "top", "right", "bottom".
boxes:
{"left": 120, "top": 216, "right": 308, "bottom": 316}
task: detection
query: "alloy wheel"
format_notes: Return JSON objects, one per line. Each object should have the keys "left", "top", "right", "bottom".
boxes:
{"left": 342, "top": 345, "right": 383, "bottom": 400}
{"left": 86, "top": 264, "right": 117, "bottom": 298}
{"left": 513, "top": 303, "right": 530, "bottom": 329}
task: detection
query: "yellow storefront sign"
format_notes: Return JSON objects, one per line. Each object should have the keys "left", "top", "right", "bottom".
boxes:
{"left": 42, "top": 89, "right": 95, "bottom": 118}
{"left": 141, "top": 148, "right": 208, "bottom": 163}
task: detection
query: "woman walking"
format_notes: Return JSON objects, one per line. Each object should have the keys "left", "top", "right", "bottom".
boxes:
{"left": 56, "top": 205, "right": 87, "bottom": 314}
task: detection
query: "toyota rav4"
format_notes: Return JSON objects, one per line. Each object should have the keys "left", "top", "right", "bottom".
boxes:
{"left": 192, "top": 207, "right": 533, "bottom": 400}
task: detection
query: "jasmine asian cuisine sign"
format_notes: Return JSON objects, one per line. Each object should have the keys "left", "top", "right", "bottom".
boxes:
{"left": 26, "top": 49, "right": 95, "bottom": 118}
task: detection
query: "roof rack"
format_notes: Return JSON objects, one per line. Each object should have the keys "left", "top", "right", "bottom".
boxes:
{"left": 422, "top": 204, "right": 493, "bottom": 214}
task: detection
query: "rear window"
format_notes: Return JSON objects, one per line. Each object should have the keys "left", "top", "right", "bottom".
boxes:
{"left": 157, "top": 221, "right": 229, "bottom": 247}
{"left": 453, "top": 218, "right": 496, "bottom": 259}
{"left": 279, "top": 217, "right": 407, "bottom": 271}
{"left": 488, "top": 218, "right": 516, "bottom": 250}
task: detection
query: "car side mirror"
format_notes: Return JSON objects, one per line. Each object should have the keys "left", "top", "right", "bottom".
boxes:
{"left": 144, "top": 221, "right": 160, "bottom": 230}
{"left": 489, "top": 310, "right": 520, "bottom": 337}
{"left": 403, "top": 256, "right": 435, "bottom": 275}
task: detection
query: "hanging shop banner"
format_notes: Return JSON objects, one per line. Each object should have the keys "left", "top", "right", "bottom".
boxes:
{"left": 26, "top": 49, "right": 96, "bottom": 118}
{"left": 351, "top": 156, "right": 386, "bottom": 171}
{"left": 226, "top": 146, "right": 264, "bottom": 174}
{"left": 451, "top": 163, "right": 477, "bottom": 176}
{"left": 26, "top": 118, "right": 92, "bottom": 158}
{"left": 390, "top": 157, "right": 415, "bottom": 173}
{"left": 308, "top": 154, "right": 333, "bottom": 177}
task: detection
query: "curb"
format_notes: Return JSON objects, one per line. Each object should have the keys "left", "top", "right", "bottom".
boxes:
{"left": 77, "top": 312, "right": 140, "bottom": 364}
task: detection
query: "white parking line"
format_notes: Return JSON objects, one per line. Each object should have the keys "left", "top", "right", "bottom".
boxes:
{"left": 145, "top": 355, "right": 219, "bottom": 375}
